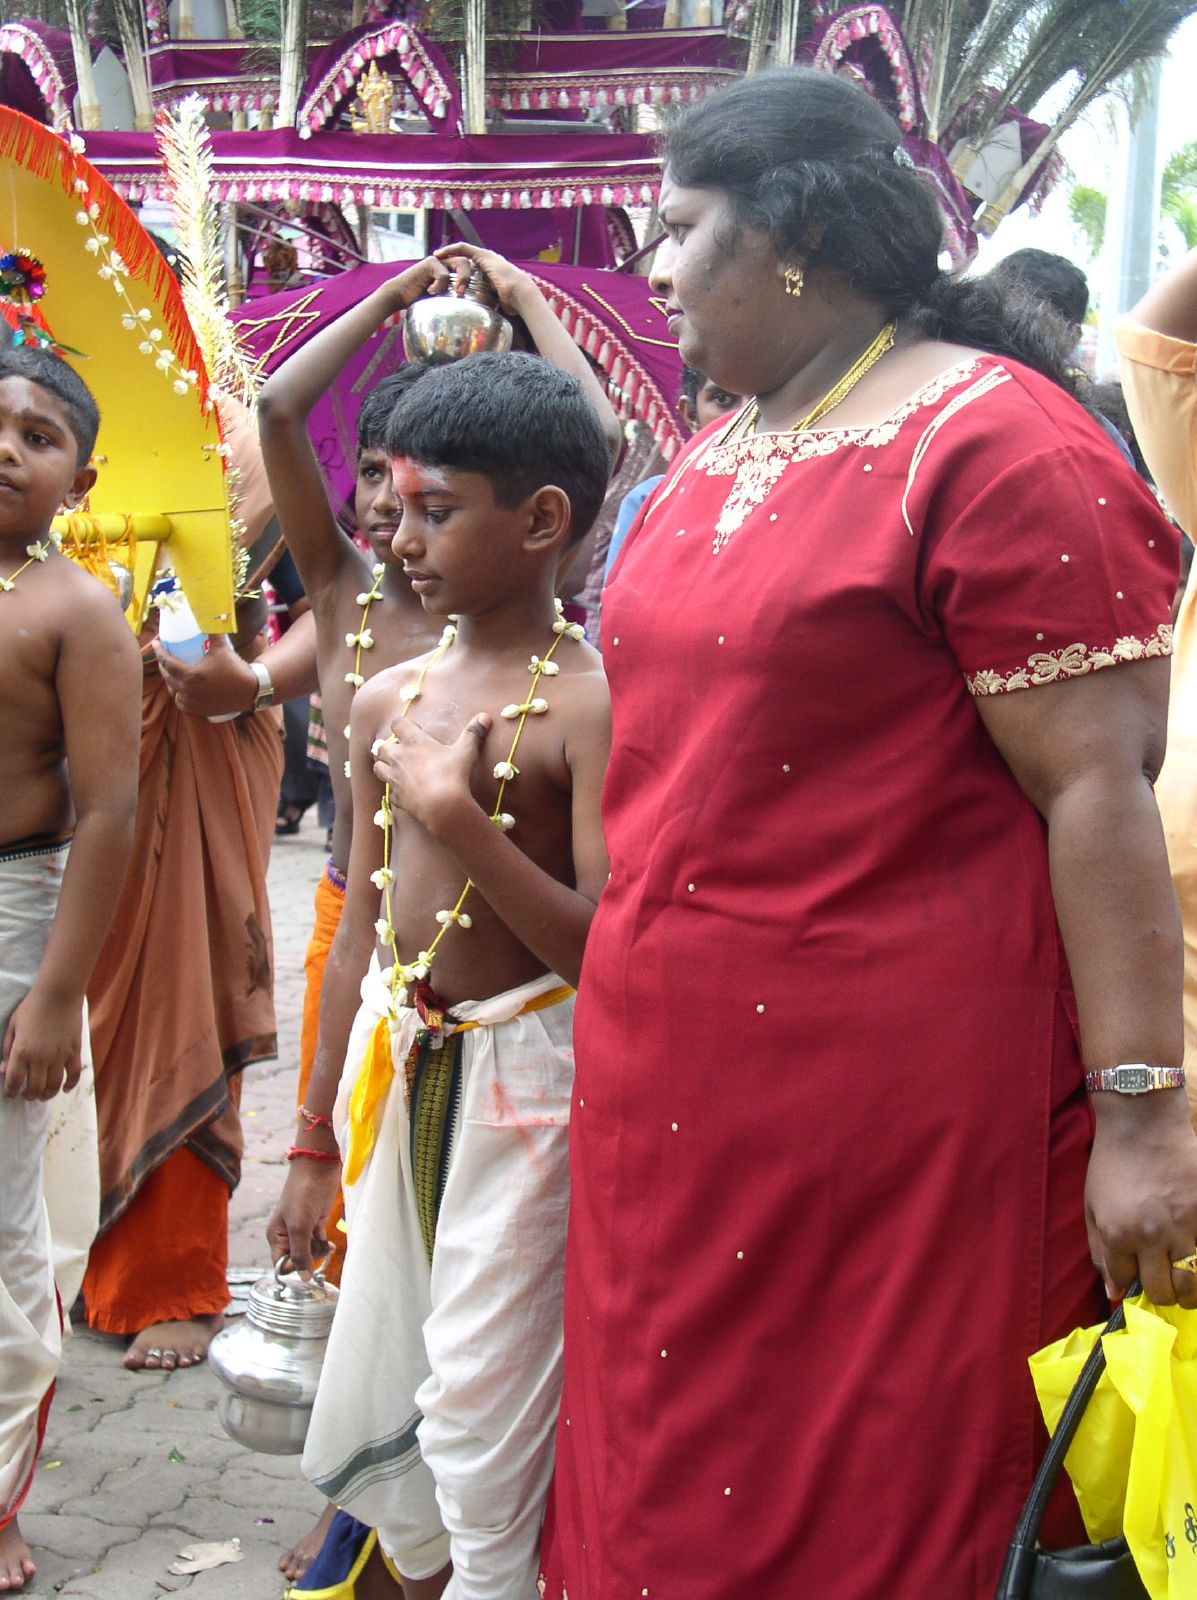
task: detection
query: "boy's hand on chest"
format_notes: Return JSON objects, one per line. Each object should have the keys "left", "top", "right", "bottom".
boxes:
{"left": 373, "top": 711, "right": 494, "bottom": 842}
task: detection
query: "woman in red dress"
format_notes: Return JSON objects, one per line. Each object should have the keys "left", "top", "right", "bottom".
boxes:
{"left": 540, "top": 68, "right": 1197, "bottom": 1600}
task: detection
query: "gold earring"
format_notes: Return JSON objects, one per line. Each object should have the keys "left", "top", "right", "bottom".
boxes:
{"left": 784, "top": 264, "right": 804, "bottom": 298}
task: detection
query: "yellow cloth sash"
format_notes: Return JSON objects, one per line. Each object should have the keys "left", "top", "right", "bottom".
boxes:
{"left": 344, "top": 985, "right": 573, "bottom": 1187}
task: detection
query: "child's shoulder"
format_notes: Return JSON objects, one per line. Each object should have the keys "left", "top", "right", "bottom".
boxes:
{"left": 350, "top": 645, "right": 438, "bottom": 719}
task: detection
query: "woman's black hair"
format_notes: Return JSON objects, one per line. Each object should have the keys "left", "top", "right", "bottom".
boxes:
{"left": 660, "top": 67, "right": 1080, "bottom": 397}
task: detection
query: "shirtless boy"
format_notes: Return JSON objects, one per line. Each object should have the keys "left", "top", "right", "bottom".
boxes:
{"left": 0, "top": 347, "right": 140, "bottom": 1592}
{"left": 266, "top": 352, "right": 612, "bottom": 1599}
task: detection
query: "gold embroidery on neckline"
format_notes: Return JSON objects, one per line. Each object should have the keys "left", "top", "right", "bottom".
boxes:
{"left": 966, "top": 623, "right": 1173, "bottom": 696}
{"left": 699, "top": 359, "right": 984, "bottom": 554}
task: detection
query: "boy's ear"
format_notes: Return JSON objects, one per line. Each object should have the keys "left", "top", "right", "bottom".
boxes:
{"left": 522, "top": 485, "right": 571, "bottom": 555}
{"left": 677, "top": 395, "right": 697, "bottom": 431}
{"left": 61, "top": 462, "right": 97, "bottom": 512}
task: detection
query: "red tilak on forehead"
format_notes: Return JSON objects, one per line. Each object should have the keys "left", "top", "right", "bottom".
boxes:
{"left": 391, "top": 457, "right": 450, "bottom": 498}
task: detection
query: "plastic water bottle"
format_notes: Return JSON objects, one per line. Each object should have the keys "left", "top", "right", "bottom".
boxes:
{"left": 156, "top": 578, "right": 239, "bottom": 722}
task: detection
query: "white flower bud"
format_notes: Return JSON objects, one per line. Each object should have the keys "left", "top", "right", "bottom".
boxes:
{"left": 121, "top": 314, "right": 137, "bottom": 331}
{"left": 495, "top": 813, "right": 515, "bottom": 831}
{"left": 373, "top": 808, "right": 387, "bottom": 829}
{"left": 88, "top": 202, "right": 100, "bottom": 219}
{"left": 359, "top": 629, "right": 373, "bottom": 649}
{"left": 371, "top": 738, "right": 385, "bottom": 757}
{"left": 566, "top": 623, "right": 585, "bottom": 640}
{"left": 139, "top": 342, "right": 153, "bottom": 355}
{"left": 500, "top": 704, "right": 520, "bottom": 719}
{"left": 356, "top": 592, "right": 371, "bottom": 606}
{"left": 344, "top": 724, "right": 353, "bottom": 739}
{"left": 149, "top": 329, "right": 162, "bottom": 343}
{"left": 138, "top": 307, "right": 152, "bottom": 322}
{"left": 374, "top": 918, "right": 389, "bottom": 939}
{"left": 75, "top": 210, "right": 90, "bottom": 226}
{"left": 84, "top": 238, "right": 100, "bottom": 254}
{"left": 399, "top": 682, "right": 419, "bottom": 701}
{"left": 173, "top": 380, "right": 188, "bottom": 396}
{"left": 435, "top": 909, "right": 452, "bottom": 925}
{"left": 372, "top": 562, "right": 385, "bottom": 577}
{"left": 457, "top": 913, "right": 472, "bottom": 930}
{"left": 493, "top": 761, "right": 517, "bottom": 781}
{"left": 528, "top": 698, "right": 548, "bottom": 714}
{"left": 412, "top": 961, "right": 429, "bottom": 980}
{"left": 345, "top": 631, "right": 357, "bottom": 647}
{"left": 540, "top": 660, "right": 560, "bottom": 675}
{"left": 344, "top": 760, "right": 352, "bottom": 777}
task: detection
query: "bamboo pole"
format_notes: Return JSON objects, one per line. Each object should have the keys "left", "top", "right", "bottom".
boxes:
{"left": 65, "top": 0, "right": 103, "bottom": 129}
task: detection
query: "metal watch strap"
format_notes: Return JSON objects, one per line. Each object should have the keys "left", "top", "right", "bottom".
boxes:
{"left": 249, "top": 660, "right": 275, "bottom": 711}
{"left": 1084, "top": 1064, "right": 1187, "bottom": 1094}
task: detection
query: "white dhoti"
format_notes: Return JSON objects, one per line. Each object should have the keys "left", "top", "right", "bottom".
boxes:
{"left": 303, "top": 957, "right": 575, "bottom": 1600}
{"left": 0, "top": 839, "right": 98, "bottom": 1529}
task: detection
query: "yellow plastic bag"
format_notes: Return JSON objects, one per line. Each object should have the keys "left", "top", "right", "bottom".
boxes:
{"left": 1030, "top": 1297, "right": 1197, "bottom": 1600}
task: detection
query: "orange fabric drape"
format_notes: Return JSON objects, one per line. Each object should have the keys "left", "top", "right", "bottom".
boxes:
{"left": 298, "top": 868, "right": 347, "bottom": 1285}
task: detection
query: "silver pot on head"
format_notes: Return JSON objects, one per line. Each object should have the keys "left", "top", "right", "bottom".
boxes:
{"left": 402, "top": 268, "right": 513, "bottom": 363}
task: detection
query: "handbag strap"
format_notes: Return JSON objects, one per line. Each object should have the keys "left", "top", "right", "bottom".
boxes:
{"left": 994, "top": 1281, "right": 1139, "bottom": 1600}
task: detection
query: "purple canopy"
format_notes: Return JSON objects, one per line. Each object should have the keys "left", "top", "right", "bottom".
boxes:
{"left": 0, "top": 22, "right": 80, "bottom": 130}
{"left": 298, "top": 20, "right": 461, "bottom": 135}
{"left": 148, "top": 41, "right": 286, "bottom": 116}
{"left": 76, "top": 126, "right": 661, "bottom": 211}
{"left": 487, "top": 27, "right": 741, "bottom": 114}
{"left": 230, "top": 257, "right": 683, "bottom": 518}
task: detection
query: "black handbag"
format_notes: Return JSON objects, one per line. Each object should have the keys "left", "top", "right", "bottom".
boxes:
{"left": 995, "top": 1284, "right": 1149, "bottom": 1599}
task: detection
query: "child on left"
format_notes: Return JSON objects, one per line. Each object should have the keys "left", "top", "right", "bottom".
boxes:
{"left": 0, "top": 347, "right": 140, "bottom": 1594}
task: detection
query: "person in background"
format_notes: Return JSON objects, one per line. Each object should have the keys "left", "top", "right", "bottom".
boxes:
{"left": 1116, "top": 249, "right": 1197, "bottom": 1122}
{"left": 82, "top": 394, "right": 285, "bottom": 1374}
{"left": 988, "top": 248, "right": 1137, "bottom": 469}
{"left": 604, "top": 366, "right": 742, "bottom": 577}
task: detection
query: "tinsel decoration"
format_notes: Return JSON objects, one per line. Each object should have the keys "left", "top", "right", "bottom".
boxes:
{"left": 156, "top": 95, "right": 259, "bottom": 410}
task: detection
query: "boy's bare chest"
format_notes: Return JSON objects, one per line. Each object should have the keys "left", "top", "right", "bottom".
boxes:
{"left": 0, "top": 602, "right": 61, "bottom": 735}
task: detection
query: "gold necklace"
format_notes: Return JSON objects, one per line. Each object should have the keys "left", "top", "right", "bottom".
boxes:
{"left": 372, "top": 598, "right": 584, "bottom": 1008}
{"left": 0, "top": 532, "right": 58, "bottom": 593}
{"left": 724, "top": 320, "right": 897, "bottom": 444}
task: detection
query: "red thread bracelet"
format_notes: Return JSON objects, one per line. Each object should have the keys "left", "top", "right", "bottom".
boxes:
{"left": 286, "top": 1145, "right": 340, "bottom": 1164}
{"left": 298, "top": 1105, "right": 335, "bottom": 1133}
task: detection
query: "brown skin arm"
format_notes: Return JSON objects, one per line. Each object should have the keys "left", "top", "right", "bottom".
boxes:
{"left": 373, "top": 686, "right": 611, "bottom": 989}
{"left": 155, "top": 606, "right": 320, "bottom": 717}
{"left": 265, "top": 675, "right": 393, "bottom": 1275}
{"left": 433, "top": 243, "right": 624, "bottom": 467}
{"left": 976, "top": 657, "right": 1197, "bottom": 1308}
{"left": 1, "top": 592, "right": 140, "bottom": 1100}
{"left": 256, "top": 257, "right": 452, "bottom": 601}
{"left": 1127, "top": 247, "right": 1197, "bottom": 343}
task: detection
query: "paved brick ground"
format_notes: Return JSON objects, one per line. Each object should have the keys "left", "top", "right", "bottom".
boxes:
{"left": 21, "top": 820, "right": 330, "bottom": 1598}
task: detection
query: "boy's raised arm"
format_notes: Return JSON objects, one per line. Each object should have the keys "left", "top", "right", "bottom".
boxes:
{"left": 1, "top": 590, "right": 140, "bottom": 1100}
{"left": 256, "top": 257, "right": 452, "bottom": 599}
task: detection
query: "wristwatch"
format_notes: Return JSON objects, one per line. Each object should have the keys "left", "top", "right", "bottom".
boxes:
{"left": 1084, "top": 1064, "right": 1186, "bottom": 1094}
{"left": 249, "top": 660, "right": 275, "bottom": 711}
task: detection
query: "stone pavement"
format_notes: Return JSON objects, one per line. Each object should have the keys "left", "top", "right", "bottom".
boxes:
{"left": 22, "top": 820, "right": 330, "bottom": 1599}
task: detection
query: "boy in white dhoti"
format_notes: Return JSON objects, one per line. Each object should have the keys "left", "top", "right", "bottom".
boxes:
{"left": 267, "top": 352, "right": 611, "bottom": 1600}
{"left": 0, "top": 347, "right": 140, "bottom": 1591}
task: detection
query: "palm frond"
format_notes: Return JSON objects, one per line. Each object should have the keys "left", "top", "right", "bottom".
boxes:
{"left": 157, "top": 94, "right": 259, "bottom": 406}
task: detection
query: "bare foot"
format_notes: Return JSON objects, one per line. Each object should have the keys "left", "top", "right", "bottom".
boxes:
{"left": 123, "top": 1314, "right": 224, "bottom": 1371}
{"left": 0, "top": 1517, "right": 37, "bottom": 1592}
{"left": 278, "top": 1501, "right": 336, "bottom": 1582}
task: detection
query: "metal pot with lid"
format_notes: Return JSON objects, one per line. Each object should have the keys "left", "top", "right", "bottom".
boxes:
{"left": 402, "top": 268, "right": 514, "bottom": 363}
{"left": 209, "top": 1255, "right": 338, "bottom": 1456}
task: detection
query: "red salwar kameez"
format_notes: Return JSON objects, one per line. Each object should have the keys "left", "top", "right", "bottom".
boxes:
{"left": 540, "top": 356, "right": 1179, "bottom": 1600}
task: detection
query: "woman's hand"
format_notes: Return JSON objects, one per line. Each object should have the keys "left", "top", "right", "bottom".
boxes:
{"left": 1086, "top": 1090, "right": 1197, "bottom": 1308}
{"left": 432, "top": 242, "right": 532, "bottom": 316}
{"left": 155, "top": 641, "right": 258, "bottom": 717}
{"left": 1, "top": 988, "right": 83, "bottom": 1100}
{"left": 374, "top": 713, "right": 491, "bottom": 840}
{"left": 265, "top": 1156, "right": 342, "bottom": 1280}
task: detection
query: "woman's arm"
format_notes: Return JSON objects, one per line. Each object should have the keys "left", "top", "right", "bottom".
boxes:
{"left": 1128, "top": 247, "right": 1197, "bottom": 343}
{"left": 155, "top": 606, "right": 320, "bottom": 717}
{"left": 977, "top": 657, "right": 1197, "bottom": 1308}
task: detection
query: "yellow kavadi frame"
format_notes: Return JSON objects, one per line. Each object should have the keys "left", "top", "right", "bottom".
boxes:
{"left": 0, "top": 107, "right": 235, "bottom": 634}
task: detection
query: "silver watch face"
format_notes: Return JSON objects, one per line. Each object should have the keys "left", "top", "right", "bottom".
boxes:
{"left": 1114, "top": 1066, "right": 1151, "bottom": 1092}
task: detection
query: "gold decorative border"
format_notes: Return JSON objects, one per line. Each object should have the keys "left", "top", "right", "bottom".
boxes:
{"left": 966, "top": 623, "right": 1173, "bottom": 696}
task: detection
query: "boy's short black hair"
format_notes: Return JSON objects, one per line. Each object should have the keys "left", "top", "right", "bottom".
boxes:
{"left": 0, "top": 347, "right": 100, "bottom": 466}
{"left": 356, "top": 358, "right": 447, "bottom": 453}
{"left": 384, "top": 352, "right": 610, "bottom": 546}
